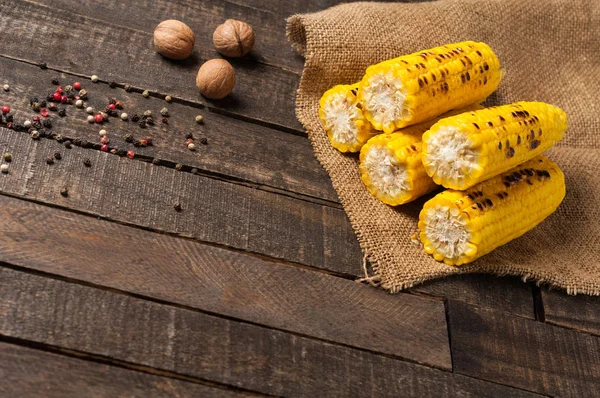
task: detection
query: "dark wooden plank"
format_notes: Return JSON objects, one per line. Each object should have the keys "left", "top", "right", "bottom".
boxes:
{"left": 0, "top": 0, "right": 302, "bottom": 131}
{"left": 0, "top": 194, "right": 450, "bottom": 368}
{"left": 0, "top": 127, "right": 362, "bottom": 276}
{"left": 542, "top": 289, "right": 600, "bottom": 336}
{"left": 0, "top": 267, "right": 544, "bottom": 398}
{"left": 412, "top": 275, "right": 534, "bottom": 319}
{"left": 0, "top": 342, "right": 247, "bottom": 398}
{"left": 0, "top": 56, "right": 337, "bottom": 202}
{"left": 448, "top": 300, "right": 600, "bottom": 397}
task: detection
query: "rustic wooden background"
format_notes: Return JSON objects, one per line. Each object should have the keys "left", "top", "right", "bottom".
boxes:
{"left": 0, "top": 0, "right": 598, "bottom": 397}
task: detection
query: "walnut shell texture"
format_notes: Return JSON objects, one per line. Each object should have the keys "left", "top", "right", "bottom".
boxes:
{"left": 154, "top": 20, "right": 195, "bottom": 60}
{"left": 196, "top": 59, "right": 236, "bottom": 100}
{"left": 213, "top": 19, "right": 255, "bottom": 57}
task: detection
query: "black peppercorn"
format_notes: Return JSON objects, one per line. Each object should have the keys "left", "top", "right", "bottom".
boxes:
{"left": 116, "top": 149, "right": 127, "bottom": 157}
{"left": 66, "top": 92, "right": 76, "bottom": 100}
{"left": 43, "top": 119, "right": 52, "bottom": 128}
{"left": 60, "top": 187, "right": 69, "bottom": 197}
{"left": 64, "top": 141, "right": 72, "bottom": 149}
{"left": 46, "top": 157, "right": 54, "bottom": 165}
{"left": 40, "top": 100, "right": 47, "bottom": 108}
{"left": 13, "top": 124, "right": 24, "bottom": 132}
{"left": 109, "top": 81, "right": 117, "bottom": 88}
{"left": 52, "top": 78, "right": 59, "bottom": 85}
{"left": 47, "top": 93, "right": 55, "bottom": 102}
{"left": 29, "top": 97, "right": 39, "bottom": 105}
{"left": 131, "top": 114, "right": 140, "bottom": 122}
{"left": 40, "top": 62, "right": 48, "bottom": 69}
{"left": 123, "top": 133, "right": 134, "bottom": 142}
{"left": 6, "top": 114, "right": 13, "bottom": 123}
{"left": 162, "top": 117, "right": 168, "bottom": 124}
{"left": 185, "top": 132, "right": 193, "bottom": 139}
{"left": 138, "top": 120, "right": 146, "bottom": 128}
{"left": 55, "top": 134, "right": 64, "bottom": 143}
{"left": 152, "top": 158, "right": 161, "bottom": 165}
{"left": 83, "top": 158, "right": 92, "bottom": 167}
{"left": 133, "top": 140, "right": 141, "bottom": 147}
{"left": 200, "top": 137, "right": 208, "bottom": 145}
{"left": 108, "top": 110, "right": 118, "bottom": 117}
{"left": 124, "top": 84, "right": 132, "bottom": 92}
{"left": 174, "top": 203, "right": 182, "bottom": 212}
{"left": 58, "top": 109, "right": 67, "bottom": 117}
{"left": 109, "top": 98, "right": 116, "bottom": 105}
{"left": 145, "top": 117, "right": 154, "bottom": 125}
{"left": 54, "top": 151, "right": 62, "bottom": 160}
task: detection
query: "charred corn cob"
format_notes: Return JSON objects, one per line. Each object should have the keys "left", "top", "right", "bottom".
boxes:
{"left": 359, "top": 41, "right": 502, "bottom": 133}
{"left": 419, "top": 156, "right": 565, "bottom": 266}
{"left": 360, "top": 104, "right": 483, "bottom": 205}
{"left": 421, "top": 101, "right": 567, "bottom": 190}
{"left": 318, "top": 83, "right": 378, "bottom": 152}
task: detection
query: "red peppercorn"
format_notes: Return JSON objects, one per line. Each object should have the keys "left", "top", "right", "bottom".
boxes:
{"left": 73, "top": 82, "right": 81, "bottom": 90}
{"left": 2, "top": 105, "right": 10, "bottom": 114}
{"left": 185, "top": 138, "right": 194, "bottom": 145}
{"left": 40, "top": 108, "right": 49, "bottom": 118}
{"left": 53, "top": 92, "right": 62, "bottom": 101}
{"left": 32, "top": 116, "right": 41, "bottom": 122}
{"left": 100, "top": 144, "right": 109, "bottom": 152}
{"left": 60, "top": 96, "right": 68, "bottom": 104}
{"left": 56, "top": 86, "right": 63, "bottom": 93}
{"left": 126, "top": 150, "right": 134, "bottom": 159}
{"left": 108, "top": 103, "right": 116, "bottom": 111}
{"left": 139, "top": 139, "right": 148, "bottom": 147}
{"left": 94, "top": 114, "right": 104, "bottom": 123}
{"left": 100, "top": 135, "right": 109, "bottom": 144}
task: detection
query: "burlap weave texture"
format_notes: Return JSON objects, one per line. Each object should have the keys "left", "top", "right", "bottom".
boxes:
{"left": 287, "top": 0, "right": 600, "bottom": 294}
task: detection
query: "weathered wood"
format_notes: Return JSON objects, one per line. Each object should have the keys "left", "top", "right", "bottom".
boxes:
{"left": 0, "top": 0, "right": 302, "bottom": 131}
{"left": 0, "top": 195, "right": 451, "bottom": 368}
{"left": 0, "top": 267, "right": 544, "bottom": 398}
{"left": 412, "top": 275, "right": 534, "bottom": 319}
{"left": 0, "top": 342, "right": 248, "bottom": 398}
{"left": 0, "top": 127, "right": 362, "bottom": 275}
{"left": 0, "top": 56, "right": 338, "bottom": 202}
{"left": 542, "top": 289, "right": 600, "bottom": 336}
{"left": 448, "top": 300, "right": 600, "bottom": 397}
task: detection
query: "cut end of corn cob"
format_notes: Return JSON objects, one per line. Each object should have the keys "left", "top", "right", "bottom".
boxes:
{"left": 318, "top": 83, "right": 377, "bottom": 152}
{"left": 418, "top": 156, "right": 565, "bottom": 266}
{"left": 359, "top": 41, "right": 502, "bottom": 133}
{"left": 359, "top": 105, "right": 483, "bottom": 205}
{"left": 422, "top": 101, "right": 567, "bottom": 190}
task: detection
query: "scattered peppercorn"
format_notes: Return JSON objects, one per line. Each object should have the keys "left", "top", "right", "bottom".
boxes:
{"left": 94, "top": 113, "right": 104, "bottom": 123}
{"left": 32, "top": 102, "right": 42, "bottom": 112}
{"left": 110, "top": 148, "right": 118, "bottom": 154}
{"left": 101, "top": 144, "right": 109, "bottom": 152}
{"left": 83, "top": 158, "right": 92, "bottom": 167}
{"left": 60, "top": 187, "right": 69, "bottom": 197}
{"left": 40, "top": 108, "right": 49, "bottom": 118}
{"left": 131, "top": 114, "right": 140, "bottom": 122}
{"left": 87, "top": 115, "right": 95, "bottom": 123}
{"left": 30, "top": 131, "right": 40, "bottom": 140}
{"left": 195, "top": 115, "right": 204, "bottom": 124}
{"left": 0, "top": 164, "right": 9, "bottom": 173}
{"left": 91, "top": 75, "right": 99, "bottom": 83}
{"left": 200, "top": 137, "right": 208, "bottom": 145}
{"left": 143, "top": 110, "right": 153, "bottom": 117}
{"left": 55, "top": 134, "right": 64, "bottom": 142}
{"left": 40, "top": 62, "right": 48, "bottom": 70}
{"left": 1, "top": 106, "right": 10, "bottom": 114}
{"left": 142, "top": 90, "right": 150, "bottom": 98}
{"left": 175, "top": 163, "right": 183, "bottom": 171}
{"left": 115, "top": 100, "right": 123, "bottom": 109}
{"left": 2, "top": 84, "right": 9, "bottom": 92}
{"left": 162, "top": 117, "right": 168, "bottom": 124}
{"left": 185, "top": 132, "right": 193, "bottom": 139}
{"left": 124, "top": 84, "right": 133, "bottom": 92}
{"left": 86, "top": 106, "right": 94, "bottom": 114}
{"left": 52, "top": 78, "right": 60, "bottom": 85}
{"left": 120, "top": 112, "right": 129, "bottom": 121}
{"left": 138, "top": 120, "right": 146, "bottom": 128}
{"left": 187, "top": 142, "right": 196, "bottom": 151}
{"left": 54, "top": 151, "right": 62, "bottom": 160}
{"left": 99, "top": 129, "right": 107, "bottom": 137}
{"left": 48, "top": 102, "right": 57, "bottom": 111}
{"left": 126, "top": 150, "right": 135, "bottom": 159}
{"left": 124, "top": 133, "right": 134, "bottom": 142}
{"left": 3, "top": 153, "right": 12, "bottom": 162}
{"left": 73, "top": 82, "right": 81, "bottom": 90}
{"left": 65, "top": 85, "right": 73, "bottom": 92}
{"left": 152, "top": 158, "right": 161, "bottom": 165}
{"left": 46, "top": 157, "right": 54, "bottom": 165}
{"left": 146, "top": 117, "right": 154, "bottom": 125}
{"left": 78, "top": 89, "right": 88, "bottom": 100}
{"left": 109, "top": 81, "right": 117, "bottom": 88}
{"left": 64, "top": 141, "right": 72, "bottom": 149}
{"left": 165, "top": 95, "right": 172, "bottom": 103}
{"left": 42, "top": 119, "right": 52, "bottom": 128}
{"left": 100, "top": 112, "right": 109, "bottom": 121}
{"left": 174, "top": 203, "right": 182, "bottom": 212}
{"left": 23, "top": 120, "right": 32, "bottom": 128}
{"left": 100, "top": 135, "right": 109, "bottom": 144}
{"left": 160, "top": 107, "right": 169, "bottom": 117}
{"left": 58, "top": 108, "right": 67, "bottom": 117}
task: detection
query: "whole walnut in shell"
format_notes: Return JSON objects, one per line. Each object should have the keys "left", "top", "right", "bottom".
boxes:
{"left": 196, "top": 59, "right": 235, "bottom": 100}
{"left": 154, "top": 20, "right": 195, "bottom": 60}
{"left": 213, "top": 19, "right": 255, "bottom": 57}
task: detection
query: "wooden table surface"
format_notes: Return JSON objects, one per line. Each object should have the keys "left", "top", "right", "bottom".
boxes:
{"left": 0, "top": 0, "right": 598, "bottom": 397}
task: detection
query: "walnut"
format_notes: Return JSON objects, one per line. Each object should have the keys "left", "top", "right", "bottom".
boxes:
{"left": 195, "top": 59, "right": 235, "bottom": 99}
{"left": 213, "top": 19, "right": 255, "bottom": 57}
{"left": 153, "top": 20, "right": 195, "bottom": 60}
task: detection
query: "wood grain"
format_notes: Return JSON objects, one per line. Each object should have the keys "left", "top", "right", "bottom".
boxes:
{"left": 0, "top": 56, "right": 338, "bottom": 202}
{"left": 0, "top": 127, "right": 362, "bottom": 275}
{"left": 542, "top": 289, "right": 600, "bottom": 336}
{"left": 0, "top": 194, "right": 451, "bottom": 368}
{"left": 0, "top": 267, "right": 544, "bottom": 398}
{"left": 0, "top": 0, "right": 302, "bottom": 131}
{"left": 448, "top": 300, "right": 600, "bottom": 397}
{"left": 0, "top": 342, "right": 248, "bottom": 397}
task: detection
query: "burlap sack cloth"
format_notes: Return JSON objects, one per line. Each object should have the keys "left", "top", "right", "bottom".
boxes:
{"left": 287, "top": 0, "right": 600, "bottom": 294}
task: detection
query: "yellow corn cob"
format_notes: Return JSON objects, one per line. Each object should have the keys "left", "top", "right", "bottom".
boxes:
{"left": 318, "top": 83, "right": 378, "bottom": 152}
{"left": 421, "top": 101, "right": 567, "bottom": 190}
{"left": 359, "top": 41, "right": 502, "bottom": 133}
{"left": 359, "top": 104, "right": 483, "bottom": 206}
{"left": 419, "top": 156, "right": 565, "bottom": 266}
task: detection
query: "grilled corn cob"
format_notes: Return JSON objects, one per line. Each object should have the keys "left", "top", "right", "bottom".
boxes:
{"left": 421, "top": 101, "right": 567, "bottom": 190}
{"left": 418, "top": 156, "right": 565, "bottom": 266}
{"left": 359, "top": 41, "right": 502, "bottom": 133}
{"left": 360, "top": 104, "right": 483, "bottom": 205}
{"left": 318, "top": 83, "right": 378, "bottom": 152}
